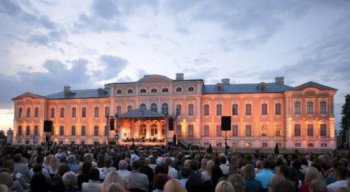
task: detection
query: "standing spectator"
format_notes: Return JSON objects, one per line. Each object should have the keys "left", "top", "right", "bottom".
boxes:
{"left": 13, "top": 153, "right": 30, "bottom": 183}
{"left": 163, "top": 178, "right": 186, "bottom": 192}
{"left": 309, "top": 178, "right": 327, "bottom": 192}
{"left": 179, "top": 167, "right": 190, "bottom": 187}
{"left": 62, "top": 171, "right": 79, "bottom": 192}
{"left": 31, "top": 166, "right": 50, "bottom": 192}
{"left": 77, "top": 161, "right": 92, "bottom": 190}
{"left": 299, "top": 167, "right": 321, "bottom": 192}
{"left": 215, "top": 180, "right": 235, "bottom": 192}
{"left": 228, "top": 174, "right": 245, "bottom": 192}
{"left": 101, "top": 171, "right": 124, "bottom": 192}
{"left": 327, "top": 166, "right": 348, "bottom": 192}
{"left": 117, "top": 160, "right": 131, "bottom": 185}
{"left": 81, "top": 168, "right": 102, "bottom": 192}
{"left": 219, "top": 156, "right": 229, "bottom": 176}
{"left": 241, "top": 164, "right": 262, "bottom": 192}
{"left": 201, "top": 160, "right": 215, "bottom": 182}
{"left": 255, "top": 159, "right": 274, "bottom": 191}
{"left": 164, "top": 157, "right": 178, "bottom": 179}
{"left": 127, "top": 160, "right": 149, "bottom": 192}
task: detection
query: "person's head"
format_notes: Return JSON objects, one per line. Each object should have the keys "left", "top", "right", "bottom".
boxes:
{"left": 262, "top": 159, "right": 271, "bottom": 169}
{"left": 268, "top": 175, "right": 285, "bottom": 192}
{"left": 190, "top": 159, "right": 200, "bottom": 171}
{"left": 13, "top": 153, "right": 22, "bottom": 163}
{"left": 33, "top": 164, "right": 43, "bottom": 174}
{"left": 273, "top": 179, "right": 296, "bottom": 192}
{"left": 3, "top": 160, "right": 15, "bottom": 173}
{"left": 132, "top": 160, "right": 141, "bottom": 171}
{"left": 155, "top": 165, "right": 168, "bottom": 174}
{"left": 118, "top": 160, "right": 128, "bottom": 170}
{"left": 200, "top": 158, "right": 208, "bottom": 170}
{"left": 106, "top": 183, "right": 124, "bottom": 192}
{"left": 0, "top": 172, "right": 13, "bottom": 189}
{"left": 153, "top": 173, "right": 169, "bottom": 190}
{"left": 102, "top": 171, "right": 123, "bottom": 192}
{"left": 81, "top": 161, "right": 92, "bottom": 175}
{"left": 276, "top": 165, "right": 289, "bottom": 177}
{"left": 35, "top": 155, "right": 45, "bottom": 165}
{"left": 184, "top": 159, "right": 191, "bottom": 168}
{"left": 58, "top": 163, "right": 71, "bottom": 177}
{"left": 228, "top": 174, "right": 244, "bottom": 192}
{"left": 205, "top": 160, "right": 215, "bottom": 176}
{"left": 88, "top": 168, "right": 100, "bottom": 181}
{"left": 305, "top": 167, "right": 320, "bottom": 183}
{"left": 30, "top": 173, "right": 48, "bottom": 192}
{"left": 215, "top": 180, "right": 235, "bottom": 192}
{"left": 181, "top": 167, "right": 191, "bottom": 179}
{"left": 309, "top": 178, "right": 327, "bottom": 192}
{"left": 163, "top": 178, "right": 186, "bottom": 192}
{"left": 62, "top": 171, "right": 77, "bottom": 188}
{"left": 220, "top": 156, "right": 227, "bottom": 165}
{"left": 336, "top": 166, "right": 347, "bottom": 180}
{"left": 164, "top": 157, "right": 173, "bottom": 167}
{"left": 241, "top": 164, "right": 255, "bottom": 180}
{"left": 0, "top": 184, "right": 8, "bottom": 192}
{"left": 186, "top": 177, "right": 202, "bottom": 192}
{"left": 50, "top": 157, "right": 60, "bottom": 169}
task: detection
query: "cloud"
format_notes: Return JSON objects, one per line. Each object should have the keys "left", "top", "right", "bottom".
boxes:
{"left": 92, "top": 0, "right": 119, "bottom": 19}
{"left": 94, "top": 55, "right": 128, "bottom": 79}
{"left": 27, "top": 30, "right": 67, "bottom": 47}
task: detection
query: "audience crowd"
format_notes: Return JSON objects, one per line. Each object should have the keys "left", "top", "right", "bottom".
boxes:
{"left": 0, "top": 144, "right": 349, "bottom": 192}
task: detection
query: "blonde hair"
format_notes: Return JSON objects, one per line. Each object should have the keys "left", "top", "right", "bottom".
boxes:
{"left": 163, "top": 178, "right": 186, "bottom": 192}
{"left": 101, "top": 171, "right": 124, "bottom": 192}
{"left": 205, "top": 160, "right": 215, "bottom": 176}
{"left": 215, "top": 180, "right": 235, "bottom": 192}
{"left": 106, "top": 183, "right": 124, "bottom": 192}
{"left": 305, "top": 167, "right": 320, "bottom": 183}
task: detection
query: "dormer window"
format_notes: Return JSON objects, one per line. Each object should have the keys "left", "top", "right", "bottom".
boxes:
{"left": 128, "top": 89, "right": 133, "bottom": 94}
{"left": 140, "top": 89, "right": 146, "bottom": 93}
{"left": 151, "top": 88, "right": 157, "bottom": 93}
{"left": 176, "top": 87, "right": 182, "bottom": 92}
{"left": 188, "top": 87, "right": 194, "bottom": 92}
{"left": 116, "top": 90, "right": 122, "bottom": 94}
{"left": 215, "top": 84, "right": 223, "bottom": 92}
{"left": 162, "top": 88, "right": 169, "bottom": 93}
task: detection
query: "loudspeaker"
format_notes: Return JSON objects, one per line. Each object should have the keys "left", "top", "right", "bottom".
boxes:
{"left": 44, "top": 120, "right": 53, "bottom": 132}
{"left": 109, "top": 119, "right": 115, "bottom": 130}
{"left": 221, "top": 116, "right": 231, "bottom": 131}
{"left": 168, "top": 118, "right": 174, "bottom": 131}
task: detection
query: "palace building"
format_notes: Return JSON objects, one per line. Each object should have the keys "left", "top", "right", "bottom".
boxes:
{"left": 12, "top": 73, "right": 337, "bottom": 150}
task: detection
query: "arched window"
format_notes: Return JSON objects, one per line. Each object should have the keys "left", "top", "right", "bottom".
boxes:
{"left": 140, "top": 89, "right": 146, "bottom": 93}
{"left": 162, "top": 88, "right": 169, "bottom": 93}
{"left": 176, "top": 87, "right": 182, "bottom": 92}
{"left": 188, "top": 87, "right": 194, "bottom": 92}
{"left": 151, "top": 124, "right": 158, "bottom": 136}
{"left": 127, "top": 105, "right": 132, "bottom": 112}
{"left": 116, "top": 90, "right": 122, "bottom": 94}
{"left": 128, "top": 89, "right": 133, "bottom": 94}
{"left": 161, "top": 103, "right": 168, "bottom": 114}
{"left": 151, "top": 88, "right": 157, "bottom": 93}
{"left": 140, "top": 124, "right": 146, "bottom": 137}
{"left": 140, "top": 103, "right": 146, "bottom": 110}
{"left": 151, "top": 103, "right": 157, "bottom": 112}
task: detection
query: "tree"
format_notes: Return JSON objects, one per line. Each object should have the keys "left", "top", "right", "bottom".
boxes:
{"left": 340, "top": 94, "right": 350, "bottom": 147}
{"left": 274, "top": 143, "right": 279, "bottom": 155}
{"left": 0, "top": 130, "right": 6, "bottom": 145}
{"left": 206, "top": 143, "right": 213, "bottom": 153}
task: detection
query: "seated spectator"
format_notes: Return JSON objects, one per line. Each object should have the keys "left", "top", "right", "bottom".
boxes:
{"left": 82, "top": 168, "right": 102, "bottom": 192}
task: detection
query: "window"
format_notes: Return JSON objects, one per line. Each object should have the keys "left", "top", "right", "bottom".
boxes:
{"left": 261, "top": 124, "right": 268, "bottom": 136}
{"left": 176, "top": 104, "right": 182, "bottom": 115}
{"left": 188, "top": 87, "right": 194, "bottom": 92}
{"left": 307, "top": 124, "right": 313, "bottom": 136}
{"left": 321, "top": 143, "right": 327, "bottom": 148}
{"left": 294, "top": 124, "right": 301, "bottom": 136}
{"left": 140, "top": 89, "right": 146, "bottom": 93}
{"left": 216, "top": 125, "right": 222, "bottom": 136}
{"left": 308, "top": 143, "right": 314, "bottom": 148}
{"left": 71, "top": 126, "right": 76, "bottom": 136}
{"left": 320, "top": 124, "right": 327, "bottom": 136}
{"left": 50, "top": 108, "right": 55, "bottom": 118}
{"left": 203, "top": 125, "right": 209, "bottom": 137}
{"left": 216, "top": 104, "right": 222, "bottom": 116}
{"left": 176, "top": 125, "right": 182, "bottom": 137}
{"left": 116, "top": 90, "right": 122, "bottom": 94}
{"left": 161, "top": 103, "right": 168, "bottom": 114}
{"left": 151, "top": 88, "right": 157, "bottom": 93}
{"left": 262, "top": 143, "right": 268, "bottom": 147}
{"left": 128, "top": 89, "right": 133, "bottom": 94}
{"left": 140, "top": 103, "right": 146, "bottom": 110}
{"left": 245, "top": 104, "right": 252, "bottom": 115}
{"left": 81, "top": 126, "right": 86, "bottom": 136}
{"left": 16, "top": 126, "right": 23, "bottom": 136}
{"left": 105, "top": 107, "right": 110, "bottom": 116}
{"left": 188, "top": 125, "right": 194, "bottom": 137}
{"left": 151, "top": 124, "right": 158, "bottom": 136}
{"left": 320, "top": 101, "right": 327, "bottom": 114}
{"left": 232, "top": 104, "right": 238, "bottom": 116}
{"left": 26, "top": 126, "right": 30, "bottom": 136}
{"left": 204, "top": 104, "right": 210, "bottom": 116}
{"left": 26, "top": 108, "right": 30, "bottom": 118}
{"left": 176, "top": 87, "right": 182, "bottom": 92}
{"left": 275, "top": 103, "right": 281, "bottom": 115}
{"left": 104, "top": 126, "right": 108, "bottom": 136}
{"left": 307, "top": 101, "right": 314, "bottom": 114}
{"left": 275, "top": 125, "right": 282, "bottom": 137}
{"left": 60, "top": 107, "right": 64, "bottom": 118}
{"left": 151, "top": 103, "right": 157, "bottom": 112}
{"left": 127, "top": 105, "right": 132, "bottom": 112}
{"left": 294, "top": 101, "right": 301, "bottom": 114}
{"left": 295, "top": 143, "right": 301, "bottom": 147}
{"left": 34, "top": 126, "right": 39, "bottom": 136}
{"left": 162, "top": 88, "right": 169, "bottom": 93}
{"left": 140, "top": 124, "right": 146, "bottom": 137}
{"left": 34, "top": 107, "right": 39, "bottom": 118}
{"left": 261, "top": 103, "right": 267, "bottom": 115}
{"left": 232, "top": 125, "right": 238, "bottom": 137}
{"left": 188, "top": 104, "right": 194, "bottom": 116}
{"left": 82, "top": 107, "right": 87, "bottom": 118}
{"left": 94, "top": 126, "right": 99, "bottom": 136}
{"left": 18, "top": 108, "right": 22, "bottom": 118}
{"left": 246, "top": 125, "right": 252, "bottom": 137}
{"left": 59, "top": 126, "right": 64, "bottom": 136}
{"left": 94, "top": 107, "right": 99, "bottom": 118}
{"left": 72, "top": 107, "right": 76, "bottom": 118}
{"left": 116, "top": 106, "right": 121, "bottom": 114}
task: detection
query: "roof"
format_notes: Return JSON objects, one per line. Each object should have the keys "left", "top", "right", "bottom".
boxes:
{"left": 138, "top": 75, "right": 172, "bottom": 83}
{"left": 45, "top": 88, "right": 110, "bottom": 99}
{"left": 289, "top": 81, "right": 337, "bottom": 91}
{"left": 203, "top": 83, "right": 292, "bottom": 94}
{"left": 117, "top": 108, "right": 165, "bottom": 119}
{"left": 12, "top": 92, "right": 46, "bottom": 100}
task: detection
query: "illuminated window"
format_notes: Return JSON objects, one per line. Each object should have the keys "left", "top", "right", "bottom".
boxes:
{"left": 232, "top": 104, "right": 238, "bottom": 116}
{"left": 216, "top": 104, "right": 222, "bottom": 116}
{"left": 204, "top": 104, "right": 210, "bottom": 116}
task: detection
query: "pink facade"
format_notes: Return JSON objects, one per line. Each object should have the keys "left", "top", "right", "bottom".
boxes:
{"left": 12, "top": 74, "right": 337, "bottom": 150}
